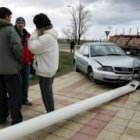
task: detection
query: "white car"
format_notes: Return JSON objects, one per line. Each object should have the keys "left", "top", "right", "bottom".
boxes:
{"left": 74, "top": 42, "right": 140, "bottom": 83}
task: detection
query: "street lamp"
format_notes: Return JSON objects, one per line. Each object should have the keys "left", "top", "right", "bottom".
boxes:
{"left": 67, "top": 5, "right": 75, "bottom": 13}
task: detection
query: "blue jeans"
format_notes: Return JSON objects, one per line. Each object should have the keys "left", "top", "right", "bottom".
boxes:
{"left": 38, "top": 76, "right": 54, "bottom": 112}
{"left": 20, "top": 64, "right": 30, "bottom": 103}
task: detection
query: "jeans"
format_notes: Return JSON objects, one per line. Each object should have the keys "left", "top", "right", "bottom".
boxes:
{"left": 20, "top": 64, "right": 30, "bottom": 103}
{"left": 38, "top": 76, "right": 54, "bottom": 112}
{"left": 0, "top": 74, "right": 23, "bottom": 124}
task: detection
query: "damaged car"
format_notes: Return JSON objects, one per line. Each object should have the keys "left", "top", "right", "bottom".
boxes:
{"left": 74, "top": 42, "right": 140, "bottom": 83}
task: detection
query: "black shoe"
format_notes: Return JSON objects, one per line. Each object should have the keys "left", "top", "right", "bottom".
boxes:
{"left": 23, "top": 101, "right": 32, "bottom": 106}
{"left": 11, "top": 121, "right": 22, "bottom": 126}
{"left": 0, "top": 119, "right": 7, "bottom": 127}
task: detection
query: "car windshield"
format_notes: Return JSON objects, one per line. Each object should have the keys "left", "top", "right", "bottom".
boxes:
{"left": 90, "top": 44, "right": 126, "bottom": 57}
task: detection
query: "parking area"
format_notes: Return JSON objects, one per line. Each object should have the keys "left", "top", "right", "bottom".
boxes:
{"left": 1, "top": 72, "right": 140, "bottom": 140}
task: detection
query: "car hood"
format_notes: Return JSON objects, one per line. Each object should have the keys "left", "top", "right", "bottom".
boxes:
{"left": 92, "top": 55, "right": 140, "bottom": 67}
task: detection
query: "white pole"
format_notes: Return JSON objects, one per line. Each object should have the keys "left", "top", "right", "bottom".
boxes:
{"left": 0, "top": 80, "right": 139, "bottom": 140}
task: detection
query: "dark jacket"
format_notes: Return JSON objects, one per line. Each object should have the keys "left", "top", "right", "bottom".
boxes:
{"left": 70, "top": 41, "right": 75, "bottom": 49}
{"left": 14, "top": 26, "right": 33, "bottom": 65}
{"left": 0, "top": 19, "right": 23, "bottom": 74}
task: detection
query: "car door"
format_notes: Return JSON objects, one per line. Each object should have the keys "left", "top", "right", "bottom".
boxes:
{"left": 75, "top": 45, "right": 85, "bottom": 70}
{"left": 77, "top": 45, "right": 89, "bottom": 73}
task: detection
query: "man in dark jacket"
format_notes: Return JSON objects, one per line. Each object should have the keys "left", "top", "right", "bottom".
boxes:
{"left": 0, "top": 7, "right": 23, "bottom": 125}
{"left": 14, "top": 17, "right": 33, "bottom": 106}
{"left": 70, "top": 40, "right": 75, "bottom": 53}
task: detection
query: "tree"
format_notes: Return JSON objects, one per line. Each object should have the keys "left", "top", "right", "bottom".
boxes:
{"left": 63, "top": 2, "right": 92, "bottom": 45}
{"left": 62, "top": 28, "right": 72, "bottom": 43}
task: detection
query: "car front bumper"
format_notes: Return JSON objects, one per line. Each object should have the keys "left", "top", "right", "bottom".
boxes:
{"left": 93, "top": 70, "right": 140, "bottom": 83}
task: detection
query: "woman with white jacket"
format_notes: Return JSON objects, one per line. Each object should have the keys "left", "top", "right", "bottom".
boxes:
{"left": 28, "top": 13, "right": 59, "bottom": 112}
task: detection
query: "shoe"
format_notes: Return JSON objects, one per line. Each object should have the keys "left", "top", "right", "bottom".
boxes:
{"left": 11, "top": 120, "right": 22, "bottom": 126}
{"left": 23, "top": 101, "right": 32, "bottom": 106}
{"left": 0, "top": 119, "right": 7, "bottom": 127}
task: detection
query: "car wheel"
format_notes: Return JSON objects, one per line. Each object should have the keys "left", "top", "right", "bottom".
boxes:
{"left": 74, "top": 63, "right": 80, "bottom": 72}
{"left": 88, "top": 68, "right": 94, "bottom": 82}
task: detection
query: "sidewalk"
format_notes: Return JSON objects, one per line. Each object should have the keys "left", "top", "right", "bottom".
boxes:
{"left": 1, "top": 72, "right": 140, "bottom": 140}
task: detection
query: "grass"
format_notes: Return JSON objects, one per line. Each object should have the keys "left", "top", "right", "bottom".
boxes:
{"left": 30, "top": 51, "right": 74, "bottom": 85}
{"left": 56, "top": 51, "right": 74, "bottom": 77}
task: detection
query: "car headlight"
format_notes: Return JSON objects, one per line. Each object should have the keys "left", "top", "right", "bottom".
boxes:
{"left": 98, "top": 66, "right": 114, "bottom": 72}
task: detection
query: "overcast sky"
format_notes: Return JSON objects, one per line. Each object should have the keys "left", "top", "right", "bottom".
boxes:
{"left": 1, "top": 0, "right": 140, "bottom": 39}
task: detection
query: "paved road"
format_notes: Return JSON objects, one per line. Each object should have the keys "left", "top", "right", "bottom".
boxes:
{"left": 1, "top": 72, "right": 140, "bottom": 140}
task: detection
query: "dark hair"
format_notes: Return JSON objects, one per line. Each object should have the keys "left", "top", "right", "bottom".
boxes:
{"left": 0, "top": 7, "right": 12, "bottom": 19}
{"left": 33, "top": 13, "right": 52, "bottom": 29}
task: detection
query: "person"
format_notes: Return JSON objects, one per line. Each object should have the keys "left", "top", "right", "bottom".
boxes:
{"left": 0, "top": 7, "right": 23, "bottom": 125}
{"left": 28, "top": 13, "right": 59, "bottom": 112}
{"left": 70, "top": 40, "right": 75, "bottom": 53}
{"left": 14, "top": 17, "right": 33, "bottom": 106}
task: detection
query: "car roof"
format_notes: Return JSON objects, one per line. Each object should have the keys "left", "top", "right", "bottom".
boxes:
{"left": 83, "top": 42, "right": 116, "bottom": 46}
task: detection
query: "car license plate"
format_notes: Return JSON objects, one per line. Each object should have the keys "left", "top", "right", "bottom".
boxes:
{"left": 119, "top": 76, "right": 132, "bottom": 80}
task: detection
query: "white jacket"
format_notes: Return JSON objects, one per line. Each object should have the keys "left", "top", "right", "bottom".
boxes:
{"left": 28, "top": 28, "right": 59, "bottom": 77}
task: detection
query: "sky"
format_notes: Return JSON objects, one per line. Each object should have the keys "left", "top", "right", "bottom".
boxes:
{"left": 1, "top": 0, "right": 140, "bottom": 40}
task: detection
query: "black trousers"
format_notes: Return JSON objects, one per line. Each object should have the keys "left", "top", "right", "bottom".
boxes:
{"left": 0, "top": 74, "right": 23, "bottom": 124}
{"left": 38, "top": 76, "right": 54, "bottom": 112}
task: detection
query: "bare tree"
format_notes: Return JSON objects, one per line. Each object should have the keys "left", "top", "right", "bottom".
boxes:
{"left": 62, "top": 28, "right": 72, "bottom": 43}
{"left": 62, "top": 7, "right": 78, "bottom": 43}
{"left": 63, "top": 2, "right": 92, "bottom": 44}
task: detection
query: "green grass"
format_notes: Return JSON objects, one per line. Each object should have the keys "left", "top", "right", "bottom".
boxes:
{"left": 30, "top": 51, "right": 74, "bottom": 85}
{"left": 56, "top": 51, "right": 74, "bottom": 77}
